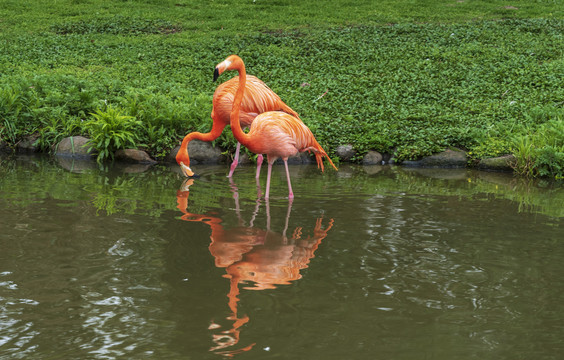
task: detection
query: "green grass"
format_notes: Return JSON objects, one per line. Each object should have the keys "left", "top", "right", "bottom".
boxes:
{"left": 1, "top": 0, "right": 563, "bottom": 177}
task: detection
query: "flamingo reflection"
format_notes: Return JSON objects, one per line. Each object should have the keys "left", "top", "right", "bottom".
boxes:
{"left": 176, "top": 179, "right": 334, "bottom": 357}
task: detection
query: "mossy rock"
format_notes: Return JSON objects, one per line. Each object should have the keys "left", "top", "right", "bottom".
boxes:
{"left": 478, "top": 155, "right": 516, "bottom": 172}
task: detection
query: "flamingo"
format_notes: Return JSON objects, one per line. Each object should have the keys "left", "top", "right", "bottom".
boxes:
{"left": 176, "top": 73, "right": 300, "bottom": 178}
{"left": 214, "top": 55, "right": 338, "bottom": 199}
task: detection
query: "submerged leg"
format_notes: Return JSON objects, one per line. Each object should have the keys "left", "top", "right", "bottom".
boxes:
{"left": 228, "top": 142, "right": 242, "bottom": 178}
{"left": 255, "top": 154, "right": 263, "bottom": 180}
{"left": 265, "top": 162, "right": 273, "bottom": 200}
{"left": 283, "top": 159, "right": 294, "bottom": 199}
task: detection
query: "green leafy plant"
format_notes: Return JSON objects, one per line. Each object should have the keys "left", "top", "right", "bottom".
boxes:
{"left": 512, "top": 118, "right": 564, "bottom": 179}
{"left": 467, "top": 137, "right": 512, "bottom": 163}
{"left": 1, "top": 1, "right": 563, "bottom": 177}
{"left": 0, "top": 85, "right": 31, "bottom": 144}
{"left": 83, "top": 105, "right": 142, "bottom": 163}
{"left": 51, "top": 15, "right": 181, "bottom": 35}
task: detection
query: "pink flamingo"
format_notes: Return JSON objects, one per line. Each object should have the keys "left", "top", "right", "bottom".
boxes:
{"left": 176, "top": 74, "right": 300, "bottom": 178}
{"left": 213, "top": 55, "right": 337, "bottom": 199}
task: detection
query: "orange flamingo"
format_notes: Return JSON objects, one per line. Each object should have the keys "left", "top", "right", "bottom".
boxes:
{"left": 214, "top": 55, "right": 338, "bottom": 200}
{"left": 176, "top": 74, "right": 300, "bottom": 178}
{"left": 176, "top": 180, "right": 334, "bottom": 356}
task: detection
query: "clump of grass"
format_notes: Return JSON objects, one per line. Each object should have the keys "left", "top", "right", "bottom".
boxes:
{"left": 118, "top": 88, "right": 211, "bottom": 159}
{"left": 83, "top": 105, "right": 143, "bottom": 163}
{"left": 512, "top": 118, "right": 564, "bottom": 179}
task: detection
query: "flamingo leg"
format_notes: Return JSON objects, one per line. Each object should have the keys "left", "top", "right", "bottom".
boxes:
{"left": 283, "top": 159, "right": 294, "bottom": 199}
{"left": 282, "top": 199, "right": 292, "bottom": 239}
{"left": 265, "top": 161, "right": 273, "bottom": 200}
{"left": 228, "top": 142, "right": 242, "bottom": 178}
{"left": 255, "top": 154, "right": 263, "bottom": 180}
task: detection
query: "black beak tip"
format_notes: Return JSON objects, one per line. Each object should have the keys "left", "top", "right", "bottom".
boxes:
{"left": 213, "top": 68, "right": 219, "bottom": 82}
{"left": 192, "top": 173, "right": 201, "bottom": 179}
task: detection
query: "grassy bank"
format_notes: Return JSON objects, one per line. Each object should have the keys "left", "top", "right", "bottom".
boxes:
{"left": 1, "top": 0, "right": 563, "bottom": 177}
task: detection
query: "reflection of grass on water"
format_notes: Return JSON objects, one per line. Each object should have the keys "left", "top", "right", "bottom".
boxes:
{"left": 304, "top": 166, "right": 564, "bottom": 218}
{"left": 1, "top": 157, "right": 563, "bottom": 218}
{"left": 397, "top": 168, "right": 564, "bottom": 218}
{"left": 481, "top": 178, "right": 564, "bottom": 218}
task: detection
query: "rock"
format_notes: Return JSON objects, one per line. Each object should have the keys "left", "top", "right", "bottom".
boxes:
{"left": 55, "top": 136, "right": 95, "bottom": 158}
{"left": 288, "top": 152, "right": 314, "bottom": 165}
{"left": 115, "top": 149, "right": 157, "bottom": 164}
{"left": 272, "top": 152, "right": 314, "bottom": 165}
{"left": 0, "top": 139, "right": 11, "bottom": 154}
{"left": 16, "top": 135, "right": 39, "bottom": 153}
{"left": 166, "top": 145, "right": 180, "bottom": 163}
{"left": 402, "top": 149, "right": 467, "bottom": 168}
{"left": 362, "top": 151, "right": 383, "bottom": 165}
{"left": 238, "top": 152, "right": 251, "bottom": 165}
{"left": 168, "top": 140, "right": 227, "bottom": 165}
{"left": 336, "top": 144, "right": 355, "bottom": 162}
{"left": 478, "top": 155, "right": 516, "bottom": 172}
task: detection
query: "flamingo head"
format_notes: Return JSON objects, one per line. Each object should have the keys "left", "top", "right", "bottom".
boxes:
{"left": 176, "top": 147, "right": 194, "bottom": 177}
{"left": 179, "top": 162, "right": 194, "bottom": 177}
{"left": 214, "top": 55, "right": 243, "bottom": 82}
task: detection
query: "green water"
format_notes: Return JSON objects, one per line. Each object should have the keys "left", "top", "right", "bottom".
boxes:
{"left": 1, "top": 155, "right": 563, "bottom": 359}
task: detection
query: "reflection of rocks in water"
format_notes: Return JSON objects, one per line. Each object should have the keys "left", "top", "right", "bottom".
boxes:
{"left": 336, "top": 164, "right": 354, "bottom": 179}
{"left": 55, "top": 136, "right": 97, "bottom": 173}
{"left": 56, "top": 156, "right": 97, "bottom": 173}
{"left": 404, "top": 167, "right": 469, "bottom": 180}
{"left": 113, "top": 162, "right": 154, "bottom": 174}
{"left": 115, "top": 149, "right": 157, "bottom": 164}
{"left": 477, "top": 171, "right": 519, "bottom": 188}
{"left": 363, "top": 164, "right": 384, "bottom": 175}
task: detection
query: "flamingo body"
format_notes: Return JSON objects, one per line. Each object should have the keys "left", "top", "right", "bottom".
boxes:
{"left": 176, "top": 75, "right": 299, "bottom": 177}
{"left": 242, "top": 112, "right": 324, "bottom": 165}
{"left": 214, "top": 55, "right": 337, "bottom": 199}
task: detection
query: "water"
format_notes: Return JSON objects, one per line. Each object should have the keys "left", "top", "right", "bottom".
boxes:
{"left": 1, "top": 155, "right": 563, "bottom": 359}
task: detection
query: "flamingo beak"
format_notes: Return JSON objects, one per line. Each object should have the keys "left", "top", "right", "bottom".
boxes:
{"left": 180, "top": 162, "right": 194, "bottom": 177}
{"left": 213, "top": 59, "right": 231, "bottom": 81}
{"left": 180, "top": 178, "right": 195, "bottom": 192}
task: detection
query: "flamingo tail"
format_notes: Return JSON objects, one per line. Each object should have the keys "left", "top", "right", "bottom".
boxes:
{"left": 305, "top": 141, "right": 338, "bottom": 173}
{"left": 279, "top": 102, "right": 301, "bottom": 120}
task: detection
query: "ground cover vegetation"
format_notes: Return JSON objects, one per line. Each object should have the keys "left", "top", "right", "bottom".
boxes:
{"left": 0, "top": 0, "right": 563, "bottom": 177}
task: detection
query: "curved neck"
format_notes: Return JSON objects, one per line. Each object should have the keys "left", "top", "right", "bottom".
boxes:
{"left": 230, "top": 63, "right": 253, "bottom": 148}
{"left": 176, "top": 121, "right": 227, "bottom": 165}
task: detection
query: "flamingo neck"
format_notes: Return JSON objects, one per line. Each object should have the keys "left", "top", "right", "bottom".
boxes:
{"left": 230, "top": 64, "right": 253, "bottom": 149}
{"left": 176, "top": 122, "right": 227, "bottom": 165}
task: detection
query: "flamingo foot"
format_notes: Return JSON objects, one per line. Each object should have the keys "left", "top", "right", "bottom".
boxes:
{"left": 227, "top": 160, "right": 238, "bottom": 178}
